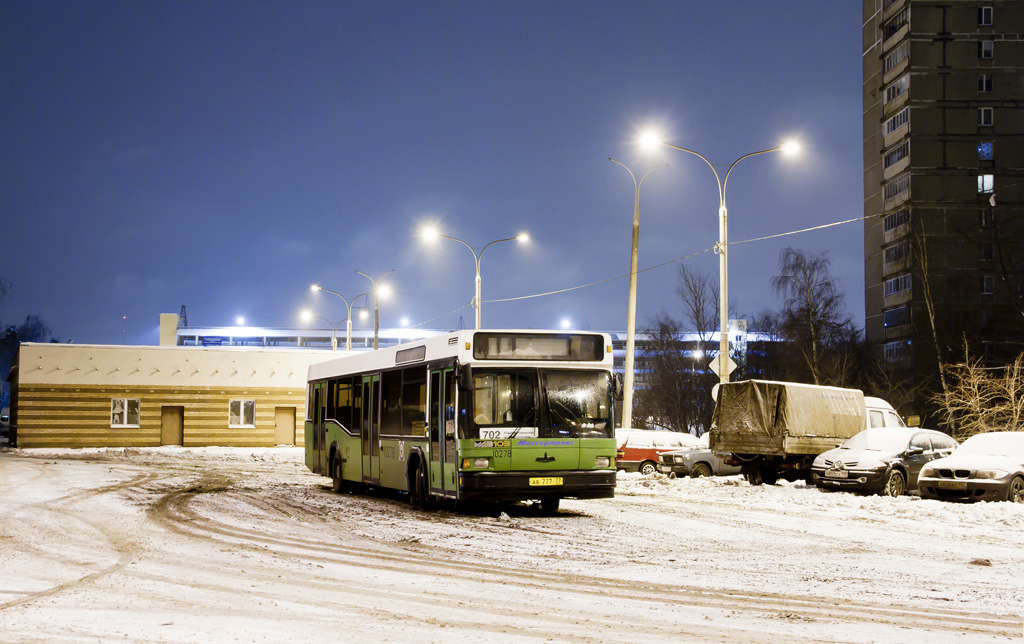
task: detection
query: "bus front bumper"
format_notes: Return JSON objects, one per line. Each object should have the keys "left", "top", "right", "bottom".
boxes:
{"left": 459, "top": 470, "right": 616, "bottom": 502}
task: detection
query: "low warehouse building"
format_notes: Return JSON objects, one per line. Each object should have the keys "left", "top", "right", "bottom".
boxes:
{"left": 9, "top": 342, "right": 330, "bottom": 448}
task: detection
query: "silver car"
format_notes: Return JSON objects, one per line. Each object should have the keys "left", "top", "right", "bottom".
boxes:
{"left": 656, "top": 435, "right": 742, "bottom": 478}
{"left": 918, "top": 431, "right": 1024, "bottom": 503}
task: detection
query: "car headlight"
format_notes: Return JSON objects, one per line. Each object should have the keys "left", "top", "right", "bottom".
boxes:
{"left": 595, "top": 456, "right": 611, "bottom": 468}
{"left": 976, "top": 468, "right": 1007, "bottom": 480}
{"left": 674, "top": 455, "right": 686, "bottom": 463}
{"left": 920, "top": 466, "right": 935, "bottom": 478}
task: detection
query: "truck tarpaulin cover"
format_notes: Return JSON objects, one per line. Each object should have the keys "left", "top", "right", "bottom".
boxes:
{"left": 714, "top": 380, "right": 865, "bottom": 439}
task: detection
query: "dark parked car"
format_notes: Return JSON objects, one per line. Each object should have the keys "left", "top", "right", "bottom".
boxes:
{"left": 918, "top": 431, "right": 1024, "bottom": 503}
{"left": 657, "top": 435, "right": 742, "bottom": 478}
{"left": 811, "top": 427, "right": 958, "bottom": 497}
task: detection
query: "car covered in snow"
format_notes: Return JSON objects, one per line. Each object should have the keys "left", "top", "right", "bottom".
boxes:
{"left": 810, "top": 427, "right": 957, "bottom": 496}
{"left": 917, "top": 431, "right": 1024, "bottom": 503}
{"left": 656, "top": 434, "right": 742, "bottom": 478}
{"left": 616, "top": 428, "right": 701, "bottom": 475}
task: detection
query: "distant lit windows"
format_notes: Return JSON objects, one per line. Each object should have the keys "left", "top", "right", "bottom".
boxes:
{"left": 884, "top": 108, "right": 910, "bottom": 136}
{"left": 978, "top": 142, "right": 993, "bottom": 160}
{"left": 884, "top": 209, "right": 910, "bottom": 232}
{"left": 885, "top": 273, "right": 913, "bottom": 297}
{"left": 978, "top": 74, "right": 992, "bottom": 93}
{"left": 979, "top": 6, "right": 993, "bottom": 26}
{"left": 883, "top": 305, "right": 910, "bottom": 328}
{"left": 978, "top": 107, "right": 993, "bottom": 126}
{"left": 883, "top": 9, "right": 908, "bottom": 41}
{"left": 111, "top": 399, "right": 141, "bottom": 428}
{"left": 884, "top": 141, "right": 909, "bottom": 169}
{"left": 884, "top": 41, "right": 910, "bottom": 74}
{"left": 978, "top": 174, "right": 994, "bottom": 193}
{"left": 978, "top": 40, "right": 993, "bottom": 59}
{"left": 229, "top": 399, "right": 256, "bottom": 428}
{"left": 884, "top": 340, "right": 911, "bottom": 362}
{"left": 884, "top": 74, "right": 910, "bottom": 104}
{"left": 981, "top": 242, "right": 994, "bottom": 261}
{"left": 884, "top": 241, "right": 910, "bottom": 265}
{"left": 981, "top": 275, "right": 994, "bottom": 295}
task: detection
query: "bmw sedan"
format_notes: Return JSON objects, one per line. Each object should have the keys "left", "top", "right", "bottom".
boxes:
{"left": 811, "top": 427, "right": 958, "bottom": 497}
{"left": 918, "top": 431, "right": 1024, "bottom": 503}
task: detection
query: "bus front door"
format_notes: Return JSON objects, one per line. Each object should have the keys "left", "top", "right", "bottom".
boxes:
{"left": 361, "top": 374, "right": 381, "bottom": 485}
{"left": 428, "top": 367, "right": 459, "bottom": 497}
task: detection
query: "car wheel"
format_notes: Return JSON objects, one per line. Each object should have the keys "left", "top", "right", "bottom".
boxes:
{"left": 690, "top": 463, "right": 712, "bottom": 478}
{"left": 760, "top": 468, "right": 779, "bottom": 485}
{"left": 1007, "top": 476, "right": 1024, "bottom": 503}
{"left": 745, "top": 470, "right": 763, "bottom": 485}
{"left": 881, "top": 469, "right": 906, "bottom": 497}
{"left": 639, "top": 461, "right": 657, "bottom": 476}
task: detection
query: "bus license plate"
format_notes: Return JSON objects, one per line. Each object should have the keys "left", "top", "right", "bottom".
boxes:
{"left": 937, "top": 480, "right": 968, "bottom": 490}
{"left": 529, "top": 477, "right": 563, "bottom": 487}
{"left": 825, "top": 470, "right": 849, "bottom": 479}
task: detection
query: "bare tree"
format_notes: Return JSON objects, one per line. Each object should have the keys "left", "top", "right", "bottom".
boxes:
{"left": 931, "top": 344, "right": 1024, "bottom": 440}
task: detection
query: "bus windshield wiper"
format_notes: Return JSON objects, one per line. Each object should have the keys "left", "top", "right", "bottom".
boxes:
{"left": 507, "top": 408, "right": 535, "bottom": 440}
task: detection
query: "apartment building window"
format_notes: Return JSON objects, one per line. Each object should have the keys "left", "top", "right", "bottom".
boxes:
{"left": 884, "top": 172, "right": 911, "bottom": 201}
{"left": 883, "top": 10, "right": 908, "bottom": 41}
{"left": 883, "top": 0, "right": 900, "bottom": 11}
{"left": 979, "top": 6, "right": 993, "bottom": 26}
{"left": 111, "top": 398, "right": 141, "bottom": 428}
{"left": 885, "top": 273, "right": 913, "bottom": 297}
{"left": 884, "top": 41, "right": 910, "bottom": 74}
{"left": 978, "top": 107, "right": 993, "bottom": 126}
{"left": 981, "top": 210, "right": 993, "bottom": 227}
{"left": 884, "top": 340, "right": 911, "bottom": 362}
{"left": 884, "top": 241, "right": 910, "bottom": 264}
{"left": 884, "top": 74, "right": 909, "bottom": 105}
{"left": 978, "top": 74, "right": 992, "bottom": 93}
{"left": 884, "top": 108, "right": 910, "bottom": 136}
{"left": 981, "top": 242, "right": 994, "bottom": 261}
{"left": 981, "top": 275, "right": 994, "bottom": 295}
{"left": 884, "top": 209, "right": 910, "bottom": 232}
{"left": 883, "top": 305, "right": 910, "bottom": 328}
{"left": 978, "top": 142, "right": 993, "bottom": 160}
{"left": 229, "top": 399, "right": 256, "bottom": 428}
{"left": 978, "top": 40, "right": 993, "bottom": 59}
{"left": 883, "top": 141, "right": 909, "bottom": 169}
{"left": 978, "top": 174, "right": 994, "bottom": 193}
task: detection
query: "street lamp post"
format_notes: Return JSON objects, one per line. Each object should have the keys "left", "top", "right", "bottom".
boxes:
{"left": 420, "top": 227, "right": 529, "bottom": 329}
{"left": 355, "top": 270, "right": 394, "bottom": 349}
{"left": 310, "top": 284, "right": 373, "bottom": 351}
{"left": 608, "top": 159, "right": 667, "bottom": 430}
{"left": 300, "top": 310, "right": 342, "bottom": 350}
{"left": 650, "top": 137, "right": 799, "bottom": 384}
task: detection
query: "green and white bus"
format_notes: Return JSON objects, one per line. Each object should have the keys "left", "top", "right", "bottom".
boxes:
{"left": 304, "top": 330, "right": 618, "bottom": 512}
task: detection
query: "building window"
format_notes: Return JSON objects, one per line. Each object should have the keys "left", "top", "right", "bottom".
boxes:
{"left": 884, "top": 340, "right": 911, "bottom": 362}
{"left": 883, "top": 9, "right": 908, "bottom": 41}
{"left": 111, "top": 399, "right": 141, "bottom": 428}
{"left": 978, "top": 40, "right": 993, "bottom": 59}
{"left": 883, "top": 141, "right": 910, "bottom": 169}
{"left": 883, "top": 305, "right": 910, "bottom": 328}
{"left": 884, "top": 41, "right": 910, "bottom": 74}
{"left": 978, "top": 74, "right": 992, "bottom": 93}
{"left": 884, "top": 241, "right": 909, "bottom": 264}
{"left": 884, "top": 273, "right": 913, "bottom": 297}
{"left": 981, "top": 242, "right": 994, "bottom": 261}
{"left": 884, "top": 172, "right": 911, "bottom": 201}
{"left": 884, "top": 209, "right": 910, "bottom": 231}
{"left": 884, "top": 108, "right": 910, "bottom": 136}
{"left": 981, "top": 275, "right": 994, "bottom": 295}
{"left": 979, "top": 6, "right": 993, "bottom": 26}
{"left": 884, "top": 74, "right": 909, "bottom": 104}
{"left": 978, "top": 142, "right": 993, "bottom": 160}
{"left": 981, "top": 210, "right": 993, "bottom": 227}
{"left": 978, "top": 107, "right": 993, "bottom": 126}
{"left": 229, "top": 399, "right": 256, "bottom": 428}
{"left": 978, "top": 174, "right": 994, "bottom": 193}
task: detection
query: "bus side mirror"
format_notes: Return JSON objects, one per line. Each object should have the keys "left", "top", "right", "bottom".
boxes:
{"left": 613, "top": 373, "right": 624, "bottom": 401}
{"left": 458, "top": 365, "right": 473, "bottom": 392}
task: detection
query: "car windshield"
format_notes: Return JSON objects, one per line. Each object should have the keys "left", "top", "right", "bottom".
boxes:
{"left": 463, "top": 368, "right": 613, "bottom": 440}
{"left": 955, "top": 432, "right": 1024, "bottom": 457}
{"left": 841, "top": 428, "right": 914, "bottom": 452}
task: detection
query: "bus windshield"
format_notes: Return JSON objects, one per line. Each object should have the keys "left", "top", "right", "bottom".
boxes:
{"left": 464, "top": 368, "right": 613, "bottom": 440}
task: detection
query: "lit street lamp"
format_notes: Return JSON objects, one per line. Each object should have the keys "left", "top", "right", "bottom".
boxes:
{"left": 642, "top": 131, "right": 800, "bottom": 384}
{"left": 420, "top": 226, "right": 529, "bottom": 329}
{"left": 310, "top": 284, "right": 373, "bottom": 351}
{"left": 609, "top": 158, "right": 667, "bottom": 430}
{"left": 355, "top": 270, "right": 394, "bottom": 349}
{"left": 300, "top": 310, "right": 342, "bottom": 350}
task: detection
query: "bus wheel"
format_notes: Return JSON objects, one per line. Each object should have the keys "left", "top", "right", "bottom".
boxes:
{"left": 540, "top": 497, "right": 560, "bottom": 514}
{"left": 331, "top": 455, "right": 345, "bottom": 493}
{"left": 409, "top": 462, "right": 428, "bottom": 509}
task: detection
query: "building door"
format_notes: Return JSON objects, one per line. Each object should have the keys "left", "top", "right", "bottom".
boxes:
{"left": 274, "top": 407, "right": 295, "bottom": 445}
{"left": 160, "top": 406, "right": 184, "bottom": 446}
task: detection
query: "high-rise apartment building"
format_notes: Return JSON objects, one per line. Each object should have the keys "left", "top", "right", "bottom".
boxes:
{"left": 863, "top": 1, "right": 1024, "bottom": 418}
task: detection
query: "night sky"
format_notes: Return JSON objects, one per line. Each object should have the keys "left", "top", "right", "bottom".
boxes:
{"left": 1, "top": 1, "right": 863, "bottom": 345}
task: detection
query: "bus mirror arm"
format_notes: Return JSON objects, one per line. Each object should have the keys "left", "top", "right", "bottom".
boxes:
{"left": 612, "top": 373, "right": 624, "bottom": 401}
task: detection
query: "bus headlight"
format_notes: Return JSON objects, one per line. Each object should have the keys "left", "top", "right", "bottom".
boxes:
{"left": 595, "top": 456, "right": 611, "bottom": 468}
{"left": 462, "top": 458, "right": 490, "bottom": 469}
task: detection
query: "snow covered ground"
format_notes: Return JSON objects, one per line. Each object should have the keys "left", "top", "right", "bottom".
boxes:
{"left": 0, "top": 446, "right": 1021, "bottom": 643}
